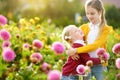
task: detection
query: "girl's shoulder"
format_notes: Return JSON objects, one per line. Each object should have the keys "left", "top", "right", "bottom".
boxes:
{"left": 104, "top": 25, "right": 113, "bottom": 32}
{"left": 80, "top": 23, "right": 89, "bottom": 28}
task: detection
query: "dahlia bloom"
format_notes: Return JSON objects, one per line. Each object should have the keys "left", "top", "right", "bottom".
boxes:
{"left": 0, "top": 29, "right": 11, "bottom": 41}
{"left": 47, "top": 70, "right": 61, "bottom": 80}
{"left": 23, "top": 43, "right": 30, "bottom": 49}
{"left": 2, "top": 48, "right": 16, "bottom": 62}
{"left": 2, "top": 41, "right": 11, "bottom": 48}
{"left": 96, "top": 48, "right": 106, "bottom": 56}
{"left": 112, "top": 43, "right": 120, "bottom": 54}
{"left": 116, "top": 58, "right": 120, "bottom": 69}
{"left": 76, "top": 64, "right": 85, "bottom": 75}
{"left": 32, "top": 39, "right": 43, "bottom": 49}
{"left": 96, "top": 48, "right": 110, "bottom": 61}
{"left": 30, "top": 52, "right": 42, "bottom": 63}
{"left": 52, "top": 42, "right": 65, "bottom": 54}
{"left": 42, "top": 62, "right": 50, "bottom": 70}
{"left": 0, "top": 15, "right": 7, "bottom": 26}
{"left": 102, "top": 52, "right": 110, "bottom": 61}
{"left": 42, "top": 62, "right": 51, "bottom": 74}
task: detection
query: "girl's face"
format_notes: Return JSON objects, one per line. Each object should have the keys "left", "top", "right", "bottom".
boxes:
{"left": 85, "top": 6, "right": 101, "bottom": 24}
{"left": 69, "top": 28, "right": 84, "bottom": 42}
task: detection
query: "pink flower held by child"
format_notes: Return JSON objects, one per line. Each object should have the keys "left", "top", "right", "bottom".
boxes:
{"left": 116, "top": 58, "right": 120, "bottom": 69}
{"left": 102, "top": 52, "right": 110, "bottom": 61}
{"left": 112, "top": 43, "right": 120, "bottom": 54}
{"left": 2, "top": 48, "right": 16, "bottom": 62}
{"left": 96, "top": 48, "right": 106, "bottom": 56}
{"left": 0, "top": 29, "right": 11, "bottom": 41}
{"left": 52, "top": 42, "right": 65, "bottom": 54}
{"left": 76, "top": 64, "right": 85, "bottom": 75}
{"left": 0, "top": 15, "right": 7, "bottom": 26}
{"left": 47, "top": 70, "right": 61, "bottom": 80}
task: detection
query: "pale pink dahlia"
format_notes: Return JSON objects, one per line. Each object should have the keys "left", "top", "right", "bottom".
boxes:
{"left": 52, "top": 42, "right": 65, "bottom": 54}
{"left": 0, "top": 15, "right": 7, "bottom": 26}
{"left": 112, "top": 43, "right": 120, "bottom": 54}
{"left": 2, "top": 41, "right": 11, "bottom": 48}
{"left": 23, "top": 43, "right": 30, "bottom": 49}
{"left": 2, "top": 48, "right": 16, "bottom": 62}
{"left": 116, "top": 58, "right": 120, "bottom": 69}
{"left": 76, "top": 64, "right": 85, "bottom": 75}
{"left": 0, "top": 29, "right": 11, "bottom": 41}
{"left": 42, "top": 62, "right": 51, "bottom": 74}
{"left": 96, "top": 48, "right": 106, "bottom": 56}
{"left": 30, "top": 52, "right": 42, "bottom": 63}
{"left": 47, "top": 70, "right": 61, "bottom": 80}
{"left": 32, "top": 39, "right": 43, "bottom": 49}
{"left": 102, "top": 52, "right": 110, "bottom": 61}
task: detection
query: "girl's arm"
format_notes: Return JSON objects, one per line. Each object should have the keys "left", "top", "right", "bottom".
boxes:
{"left": 76, "top": 26, "right": 112, "bottom": 54}
{"left": 80, "top": 53, "right": 101, "bottom": 65}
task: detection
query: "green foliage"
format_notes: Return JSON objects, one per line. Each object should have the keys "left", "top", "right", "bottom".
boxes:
{"left": 105, "top": 5, "right": 120, "bottom": 29}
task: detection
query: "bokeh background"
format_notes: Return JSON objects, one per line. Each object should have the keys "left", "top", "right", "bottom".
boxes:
{"left": 0, "top": 0, "right": 120, "bottom": 80}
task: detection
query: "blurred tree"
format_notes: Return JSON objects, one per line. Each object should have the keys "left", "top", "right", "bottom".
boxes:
{"left": 105, "top": 5, "right": 120, "bottom": 29}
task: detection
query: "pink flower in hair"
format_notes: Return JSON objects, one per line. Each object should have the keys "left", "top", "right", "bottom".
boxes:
{"left": 0, "top": 15, "right": 7, "bottom": 26}
{"left": 52, "top": 42, "right": 65, "bottom": 54}
{"left": 96, "top": 48, "right": 106, "bottom": 56}
{"left": 32, "top": 39, "right": 43, "bottom": 49}
{"left": 116, "top": 58, "right": 120, "bottom": 69}
{"left": 112, "top": 43, "right": 120, "bottom": 54}
{"left": 0, "top": 29, "right": 11, "bottom": 41}
{"left": 76, "top": 64, "right": 85, "bottom": 75}
{"left": 47, "top": 70, "right": 61, "bottom": 80}
{"left": 2, "top": 48, "right": 16, "bottom": 62}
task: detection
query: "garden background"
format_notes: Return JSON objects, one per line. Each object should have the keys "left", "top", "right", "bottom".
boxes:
{"left": 0, "top": 0, "right": 120, "bottom": 80}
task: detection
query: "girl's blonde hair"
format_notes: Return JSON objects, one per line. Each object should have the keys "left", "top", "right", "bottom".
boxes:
{"left": 62, "top": 25, "right": 78, "bottom": 43}
{"left": 85, "top": 0, "right": 106, "bottom": 35}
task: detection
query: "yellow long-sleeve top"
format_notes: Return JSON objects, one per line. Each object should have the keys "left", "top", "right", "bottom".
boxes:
{"left": 76, "top": 23, "right": 112, "bottom": 54}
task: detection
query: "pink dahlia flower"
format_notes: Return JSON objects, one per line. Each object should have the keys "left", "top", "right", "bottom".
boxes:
{"left": 23, "top": 43, "right": 30, "bottom": 49}
{"left": 2, "top": 41, "right": 11, "bottom": 48}
{"left": 30, "top": 52, "right": 42, "bottom": 63}
{"left": 2, "top": 48, "right": 16, "bottom": 62}
{"left": 76, "top": 64, "right": 85, "bottom": 75}
{"left": 96, "top": 48, "right": 106, "bottom": 56}
{"left": 47, "top": 70, "right": 61, "bottom": 80}
{"left": 102, "top": 52, "right": 110, "bottom": 61}
{"left": 0, "top": 15, "right": 7, "bottom": 26}
{"left": 112, "top": 43, "right": 120, "bottom": 54}
{"left": 52, "top": 42, "right": 65, "bottom": 54}
{"left": 116, "top": 58, "right": 120, "bottom": 69}
{"left": 32, "top": 39, "right": 43, "bottom": 49}
{"left": 42, "top": 62, "right": 51, "bottom": 74}
{"left": 42, "top": 62, "right": 50, "bottom": 70}
{"left": 0, "top": 29, "right": 11, "bottom": 41}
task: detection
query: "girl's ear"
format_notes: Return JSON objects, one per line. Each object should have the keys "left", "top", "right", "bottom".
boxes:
{"left": 68, "top": 39, "right": 72, "bottom": 44}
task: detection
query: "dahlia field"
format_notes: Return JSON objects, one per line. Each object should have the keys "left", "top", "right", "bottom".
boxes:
{"left": 0, "top": 15, "right": 120, "bottom": 80}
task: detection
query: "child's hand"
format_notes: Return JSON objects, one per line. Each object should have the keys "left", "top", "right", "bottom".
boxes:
{"left": 66, "top": 48, "right": 76, "bottom": 56}
{"left": 71, "top": 54, "right": 79, "bottom": 60}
